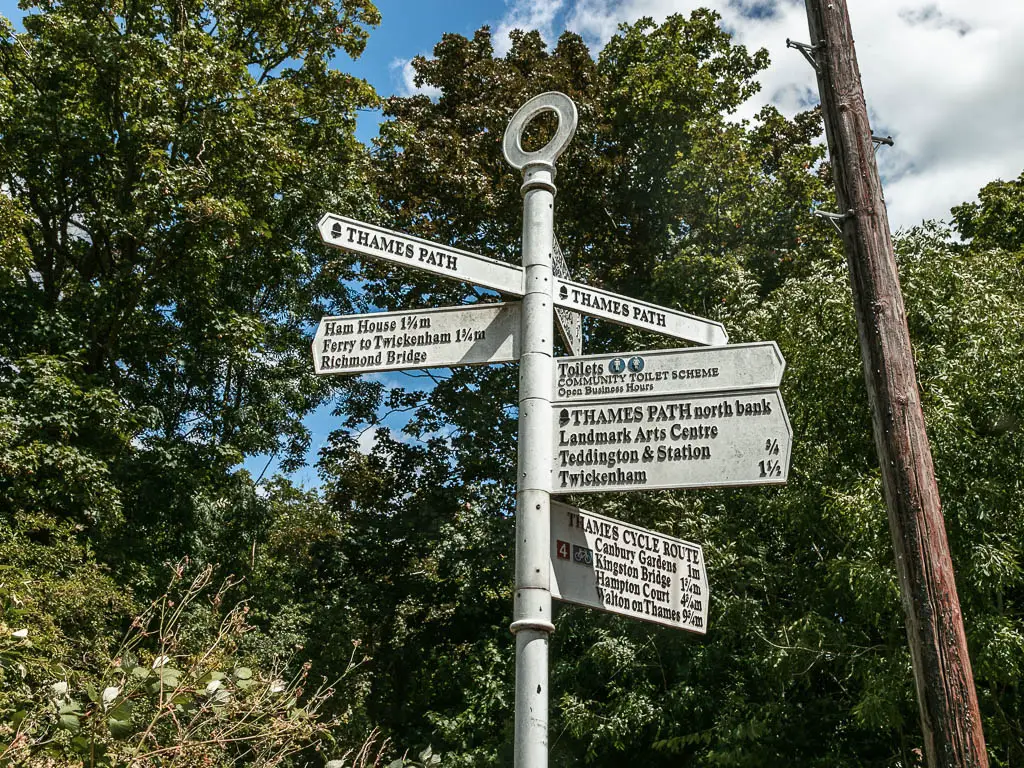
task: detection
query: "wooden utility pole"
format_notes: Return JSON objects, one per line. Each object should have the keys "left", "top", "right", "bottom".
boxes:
{"left": 800, "top": 2, "right": 988, "bottom": 766}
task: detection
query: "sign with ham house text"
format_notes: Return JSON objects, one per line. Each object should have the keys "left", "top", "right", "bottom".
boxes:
{"left": 550, "top": 502, "right": 708, "bottom": 633}
{"left": 553, "top": 390, "right": 792, "bottom": 493}
{"left": 313, "top": 303, "right": 520, "bottom": 375}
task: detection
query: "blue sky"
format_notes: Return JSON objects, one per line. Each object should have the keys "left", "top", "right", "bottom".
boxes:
{"left": 342, "top": 0, "right": 508, "bottom": 144}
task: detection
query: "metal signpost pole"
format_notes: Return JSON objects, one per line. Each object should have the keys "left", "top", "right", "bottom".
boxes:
{"left": 503, "top": 93, "right": 577, "bottom": 768}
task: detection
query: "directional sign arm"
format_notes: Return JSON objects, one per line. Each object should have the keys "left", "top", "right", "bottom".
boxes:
{"left": 318, "top": 213, "right": 525, "bottom": 297}
{"left": 554, "top": 278, "right": 728, "bottom": 346}
{"left": 552, "top": 343, "right": 785, "bottom": 403}
{"left": 312, "top": 303, "right": 521, "bottom": 375}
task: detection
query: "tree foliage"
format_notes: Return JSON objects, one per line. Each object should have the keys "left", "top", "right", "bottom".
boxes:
{"left": 0, "top": 0, "right": 388, "bottom": 763}
{"left": 3, "top": 3, "right": 1024, "bottom": 767}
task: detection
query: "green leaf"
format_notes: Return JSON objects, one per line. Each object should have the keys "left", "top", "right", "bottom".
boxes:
{"left": 131, "top": 666, "right": 150, "bottom": 681}
{"left": 58, "top": 712, "right": 80, "bottom": 734}
{"left": 108, "top": 716, "right": 134, "bottom": 739}
{"left": 387, "top": 761, "right": 405, "bottom": 768}
{"left": 109, "top": 697, "right": 132, "bottom": 716}
{"left": 158, "top": 667, "right": 181, "bottom": 686}
{"left": 418, "top": 746, "right": 432, "bottom": 762}
{"left": 232, "top": 666, "right": 252, "bottom": 680}
{"left": 197, "top": 670, "right": 226, "bottom": 685}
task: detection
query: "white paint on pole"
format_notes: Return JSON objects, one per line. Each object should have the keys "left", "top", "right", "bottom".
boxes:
{"left": 551, "top": 237, "right": 583, "bottom": 356}
{"left": 553, "top": 343, "right": 785, "bottom": 403}
{"left": 318, "top": 213, "right": 525, "bottom": 296}
{"left": 550, "top": 502, "right": 708, "bottom": 634}
{"left": 552, "top": 390, "right": 792, "bottom": 493}
{"left": 312, "top": 303, "right": 520, "bottom": 375}
{"left": 505, "top": 90, "right": 578, "bottom": 768}
{"left": 554, "top": 278, "right": 728, "bottom": 346}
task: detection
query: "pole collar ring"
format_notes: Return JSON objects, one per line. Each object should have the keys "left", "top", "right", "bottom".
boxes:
{"left": 509, "top": 618, "right": 556, "bottom": 635}
{"left": 503, "top": 91, "right": 578, "bottom": 170}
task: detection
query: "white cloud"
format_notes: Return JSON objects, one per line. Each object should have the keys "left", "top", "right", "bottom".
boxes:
{"left": 493, "top": 0, "right": 567, "bottom": 56}
{"left": 390, "top": 57, "right": 442, "bottom": 99}
{"left": 495, "top": 0, "right": 1024, "bottom": 229}
{"left": 355, "top": 424, "right": 384, "bottom": 454}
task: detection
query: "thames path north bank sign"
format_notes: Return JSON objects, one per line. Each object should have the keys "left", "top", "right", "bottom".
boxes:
{"left": 553, "top": 390, "right": 792, "bottom": 493}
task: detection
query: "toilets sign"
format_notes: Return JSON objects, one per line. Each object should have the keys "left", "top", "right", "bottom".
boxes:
{"left": 552, "top": 343, "right": 786, "bottom": 402}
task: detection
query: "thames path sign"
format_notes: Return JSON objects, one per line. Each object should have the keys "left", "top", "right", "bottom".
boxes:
{"left": 550, "top": 502, "right": 709, "bottom": 633}
{"left": 318, "top": 213, "right": 525, "bottom": 296}
{"left": 553, "top": 343, "right": 785, "bottom": 402}
{"left": 553, "top": 390, "right": 792, "bottom": 493}
{"left": 554, "top": 278, "right": 728, "bottom": 346}
{"left": 317, "top": 213, "right": 726, "bottom": 347}
{"left": 312, "top": 303, "right": 520, "bottom": 375}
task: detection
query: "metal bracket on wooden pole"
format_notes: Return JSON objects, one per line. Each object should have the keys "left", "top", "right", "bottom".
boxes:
{"left": 812, "top": 208, "right": 854, "bottom": 234}
{"left": 786, "top": 38, "right": 822, "bottom": 71}
{"left": 872, "top": 134, "right": 895, "bottom": 155}
{"left": 503, "top": 91, "right": 577, "bottom": 768}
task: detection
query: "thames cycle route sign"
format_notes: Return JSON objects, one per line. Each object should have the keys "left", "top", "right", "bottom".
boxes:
{"left": 310, "top": 92, "right": 793, "bottom": 768}
{"left": 550, "top": 501, "right": 709, "bottom": 633}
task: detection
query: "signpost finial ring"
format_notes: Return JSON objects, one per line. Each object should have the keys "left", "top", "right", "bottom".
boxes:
{"left": 503, "top": 92, "right": 578, "bottom": 170}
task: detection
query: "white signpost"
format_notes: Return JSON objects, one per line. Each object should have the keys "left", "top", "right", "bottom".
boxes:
{"left": 550, "top": 502, "right": 709, "bottom": 633}
{"left": 553, "top": 389, "right": 792, "bottom": 494}
{"left": 553, "top": 343, "right": 786, "bottom": 402}
{"left": 310, "top": 92, "right": 794, "bottom": 768}
{"left": 312, "top": 303, "right": 521, "bottom": 375}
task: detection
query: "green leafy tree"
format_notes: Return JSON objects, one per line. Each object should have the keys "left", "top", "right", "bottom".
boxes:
{"left": 0, "top": 0, "right": 380, "bottom": 562}
{"left": 0, "top": 1, "right": 391, "bottom": 763}
{"left": 951, "top": 170, "right": 1024, "bottom": 253}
